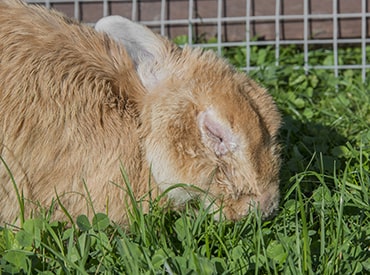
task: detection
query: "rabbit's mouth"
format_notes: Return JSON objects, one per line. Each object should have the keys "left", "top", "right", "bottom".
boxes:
{"left": 206, "top": 189, "right": 280, "bottom": 221}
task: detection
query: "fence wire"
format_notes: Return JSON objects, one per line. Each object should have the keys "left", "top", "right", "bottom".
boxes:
{"left": 26, "top": 0, "right": 370, "bottom": 81}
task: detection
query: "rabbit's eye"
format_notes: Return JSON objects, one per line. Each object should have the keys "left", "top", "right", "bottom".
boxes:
{"left": 205, "top": 125, "right": 223, "bottom": 143}
{"left": 198, "top": 109, "right": 238, "bottom": 157}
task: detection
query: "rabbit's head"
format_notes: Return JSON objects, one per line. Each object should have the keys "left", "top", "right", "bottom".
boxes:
{"left": 96, "top": 16, "right": 281, "bottom": 220}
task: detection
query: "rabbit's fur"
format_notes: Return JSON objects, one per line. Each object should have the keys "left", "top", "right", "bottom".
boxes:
{"left": 0, "top": 0, "right": 281, "bottom": 225}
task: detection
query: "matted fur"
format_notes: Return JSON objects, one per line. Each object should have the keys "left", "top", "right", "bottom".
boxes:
{"left": 0, "top": 0, "right": 281, "bottom": 225}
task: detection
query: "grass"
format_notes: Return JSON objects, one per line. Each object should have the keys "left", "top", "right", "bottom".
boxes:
{"left": 1, "top": 44, "right": 369, "bottom": 274}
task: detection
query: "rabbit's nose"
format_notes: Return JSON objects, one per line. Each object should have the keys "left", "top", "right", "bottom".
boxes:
{"left": 255, "top": 190, "right": 280, "bottom": 218}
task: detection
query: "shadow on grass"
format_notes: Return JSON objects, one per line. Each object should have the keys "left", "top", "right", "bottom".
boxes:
{"left": 278, "top": 114, "right": 348, "bottom": 196}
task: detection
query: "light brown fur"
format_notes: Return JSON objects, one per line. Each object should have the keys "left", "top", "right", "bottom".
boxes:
{"left": 0, "top": 0, "right": 281, "bottom": 225}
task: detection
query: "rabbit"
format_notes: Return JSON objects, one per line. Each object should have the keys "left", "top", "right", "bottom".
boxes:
{"left": 0, "top": 0, "right": 281, "bottom": 225}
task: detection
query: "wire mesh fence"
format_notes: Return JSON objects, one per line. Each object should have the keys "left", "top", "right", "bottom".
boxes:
{"left": 26, "top": 0, "right": 370, "bottom": 80}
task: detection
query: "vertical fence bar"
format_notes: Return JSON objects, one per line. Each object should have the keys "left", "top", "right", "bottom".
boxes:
{"left": 361, "top": 0, "right": 367, "bottom": 82}
{"left": 188, "top": 0, "right": 194, "bottom": 46}
{"left": 74, "top": 0, "right": 80, "bottom": 21}
{"left": 132, "top": 0, "right": 137, "bottom": 21}
{"left": 275, "top": 0, "right": 280, "bottom": 67}
{"left": 245, "top": 0, "right": 251, "bottom": 72}
{"left": 217, "top": 0, "right": 223, "bottom": 56}
{"left": 160, "top": 0, "right": 166, "bottom": 36}
{"left": 303, "top": 0, "right": 309, "bottom": 73}
{"left": 332, "top": 0, "right": 339, "bottom": 79}
{"left": 103, "top": 0, "right": 108, "bottom": 17}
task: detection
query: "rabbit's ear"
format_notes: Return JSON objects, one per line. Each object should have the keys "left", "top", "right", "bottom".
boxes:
{"left": 95, "top": 16, "right": 167, "bottom": 90}
{"left": 198, "top": 109, "right": 238, "bottom": 156}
